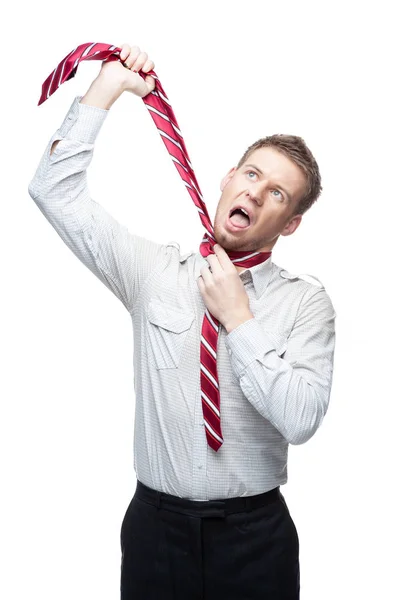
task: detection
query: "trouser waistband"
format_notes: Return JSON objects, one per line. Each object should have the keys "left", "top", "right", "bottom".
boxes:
{"left": 135, "top": 480, "right": 280, "bottom": 518}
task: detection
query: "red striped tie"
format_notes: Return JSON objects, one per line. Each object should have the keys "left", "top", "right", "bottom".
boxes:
{"left": 38, "top": 42, "right": 272, "bottom": 451}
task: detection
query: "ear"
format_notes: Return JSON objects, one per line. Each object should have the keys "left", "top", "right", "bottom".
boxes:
{"left": 280, "top": 214, "right": 302, "bottom": 237}
{"left": 220, "top": 167, "right": 237, "bottom": 191}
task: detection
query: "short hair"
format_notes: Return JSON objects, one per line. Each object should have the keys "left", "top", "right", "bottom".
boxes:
{"left": 236, "top": 134, "right": 322, "bottom": 215}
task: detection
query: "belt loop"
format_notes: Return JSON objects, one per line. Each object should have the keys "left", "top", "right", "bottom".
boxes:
{"left": 155, "top": 491, "right": 161, "bottom": 510}
{"left": 245, "top": 497, "right": 251, "bottom": 512}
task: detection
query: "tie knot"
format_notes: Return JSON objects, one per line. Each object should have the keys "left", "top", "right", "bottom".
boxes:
{"left": 199, "top": 234, "right": 271, "bottom": 269}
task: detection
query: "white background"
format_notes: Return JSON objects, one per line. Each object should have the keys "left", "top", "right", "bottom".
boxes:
{"left": 1, "top": 0, "right": 398, "bottom": 598}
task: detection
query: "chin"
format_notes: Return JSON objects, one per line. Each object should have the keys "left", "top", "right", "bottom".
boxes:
{"left": 213, "top": 225, "right": 232, "bottom": 248}
{"left": 213, "top": 228, "right": 250, "bottom": 252}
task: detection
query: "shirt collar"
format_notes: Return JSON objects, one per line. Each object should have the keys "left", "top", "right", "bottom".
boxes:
{"left": 181, "top": 251, "right": 274, "bottom": 300}
{"left": 236, "top": 255, "right": 274, "bottom": 299}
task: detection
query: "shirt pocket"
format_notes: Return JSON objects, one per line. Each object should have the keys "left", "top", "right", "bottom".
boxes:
{"left": 145, "top": 300, "right": 195, "bottom": 370}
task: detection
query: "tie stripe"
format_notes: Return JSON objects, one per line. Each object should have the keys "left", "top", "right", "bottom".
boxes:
{"left": 38, "top": 42, "right": 272, "bottom": 451}
{"left": 201, "top": 335, "right": 217, "bottom": 360}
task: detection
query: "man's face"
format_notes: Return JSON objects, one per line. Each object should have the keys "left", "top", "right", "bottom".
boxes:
{"left": 213, "top": 147, "right": 308, "bottom": 253}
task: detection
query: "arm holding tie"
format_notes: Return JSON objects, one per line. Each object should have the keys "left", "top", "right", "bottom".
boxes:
{"left": 198, "top": 244, "right": 336, "bottom": 445}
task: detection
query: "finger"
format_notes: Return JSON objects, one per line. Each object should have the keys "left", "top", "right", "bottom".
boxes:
{"left": 206, "top": 254, "right": 223, "bottom": 275}
{"left": 197, "top": 276, "right": 205, "bottom": 294}
{"left": 123, "top": 45, "right": 141, "bottom": 69}
{"left": 119, "top": 43, "right": 131, "bottom": 61}
{"left": 132, "top": 51, "right": 148, "bottom": 73}
{"left": 199, "top": 265, "right": 213, "bottom": 285}
{"left": 144, "top": 75, "right": 156, "bottom": 94}
{"left": 213, "top": 244, "right": 234, "bottom": 270}
{"left": 142, "top": 58, "right": 155, "bottom": 73}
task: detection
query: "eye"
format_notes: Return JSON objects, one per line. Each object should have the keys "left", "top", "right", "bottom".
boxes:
{"left": 271, "top": 189, "right": 283, "bottom": 200}
{"left": 246, "top": 170, "right": 257, "bottom": 179}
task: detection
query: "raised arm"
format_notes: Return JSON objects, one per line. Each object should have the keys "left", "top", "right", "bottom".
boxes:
{"left": 28, "top": 44, "right": 168, "bottom": 313}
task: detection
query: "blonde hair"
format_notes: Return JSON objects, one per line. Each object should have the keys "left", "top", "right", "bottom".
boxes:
{"left": 237, "top": 134, "right": 322, "bottom": 215}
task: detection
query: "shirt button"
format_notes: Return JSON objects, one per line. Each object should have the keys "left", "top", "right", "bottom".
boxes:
{"left": 197, "top": 465, "right": 203, "bottom": 469}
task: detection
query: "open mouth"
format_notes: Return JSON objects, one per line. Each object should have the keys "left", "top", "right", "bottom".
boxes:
{"left": 228, "top": 207, "right": 251, "bottom": 229}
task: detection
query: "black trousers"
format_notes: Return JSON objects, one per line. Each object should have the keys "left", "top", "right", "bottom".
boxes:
{"left": 120, "top": 481, "right": 300, "bottom": 599}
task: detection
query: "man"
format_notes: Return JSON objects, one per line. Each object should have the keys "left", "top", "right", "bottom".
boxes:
{"left": 28, "top": 43, "right": 336, "bottom": 599}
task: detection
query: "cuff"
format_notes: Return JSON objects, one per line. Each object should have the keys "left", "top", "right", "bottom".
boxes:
{"left": 224, "top": 317, "right": 278, "bottom": 373}
{"left": 57, "top": 95, "right": 109, "bottom": 144}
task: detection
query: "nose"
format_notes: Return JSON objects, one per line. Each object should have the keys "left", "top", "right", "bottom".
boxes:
{"left": 246, "top": 177, "right": 271, "bottom": 206}
{"left": 245, "top": 189, "right": 263, "bottom": 206}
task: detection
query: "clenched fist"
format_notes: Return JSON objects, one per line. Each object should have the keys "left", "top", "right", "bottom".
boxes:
{"left": 100, "top": 43, "right": 156, "bottom": 98}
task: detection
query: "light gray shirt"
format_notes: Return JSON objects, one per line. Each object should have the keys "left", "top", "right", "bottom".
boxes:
{"left": 28, "top": 95, "right": 336, "bottom": 500}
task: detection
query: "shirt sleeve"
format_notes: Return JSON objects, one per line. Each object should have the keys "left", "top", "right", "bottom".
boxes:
{"left": 27, "top": 95, "right": 168, "bottom": 314}
{"left": 224, "top": 286, "right": 336, "bottom": 445}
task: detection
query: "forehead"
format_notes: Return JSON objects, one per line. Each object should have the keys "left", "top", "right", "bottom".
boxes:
{"left": 243, "top": 147, "right": 307, "bottom": 189}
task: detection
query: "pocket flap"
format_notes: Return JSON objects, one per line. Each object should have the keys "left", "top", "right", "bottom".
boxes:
{"left": 147, "top": 300, "right": 195, "bottom": 333}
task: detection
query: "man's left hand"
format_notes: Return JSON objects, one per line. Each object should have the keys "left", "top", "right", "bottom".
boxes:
{"left": 197, "top": 244, "right": 254, "bottom": 333}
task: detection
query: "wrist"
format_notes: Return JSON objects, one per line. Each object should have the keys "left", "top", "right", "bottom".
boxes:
{"left": 224, "top": 310, "right": 254, "bottom": 334}
{"left": 80, "top": 75, "right": 125, "bottom": 110}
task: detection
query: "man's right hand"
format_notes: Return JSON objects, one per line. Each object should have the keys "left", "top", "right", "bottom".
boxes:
{"left": 100, "top": 43, "right": 156, "bottom": 98}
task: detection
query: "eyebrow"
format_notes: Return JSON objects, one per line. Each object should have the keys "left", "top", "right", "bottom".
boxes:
{"left": 244, "top": 163, "right": 293, "bottom": 203}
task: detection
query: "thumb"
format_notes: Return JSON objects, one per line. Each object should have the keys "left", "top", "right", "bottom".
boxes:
{"left": 145, "top": 75, "right": 156, "bottom": 93}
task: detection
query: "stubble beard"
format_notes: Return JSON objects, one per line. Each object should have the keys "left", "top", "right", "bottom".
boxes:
{"left": 213, "top": 219, "right": 264, "bottom": 253}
